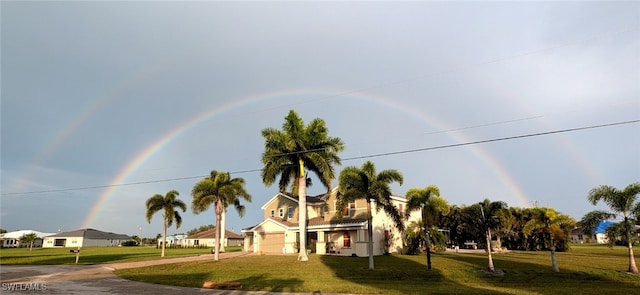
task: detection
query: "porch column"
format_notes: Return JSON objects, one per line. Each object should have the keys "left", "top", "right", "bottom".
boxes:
{"left": 316, "top": 231, "right": 326, "bottom": 255}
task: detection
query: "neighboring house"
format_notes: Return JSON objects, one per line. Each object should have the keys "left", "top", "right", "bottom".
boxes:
{"left": 242, "top": 187, "right": 420, "bottom": 257}
{"left": 593, "top": 220, "right": 614, "bottom": 244}
{"left": 570, "top": 227, "right": 588, "bottom": 244}
{"left": 42, "top": 228, "right": 131, "bottom": 248}
{"left": 184, "top": 228, "right": 244, "bottom": 248}
{"left": 570, "top": 221, "right": 615, "bottom": 244}
{"left": 0, "top": 230, "right": 54, "bottom": 248}
{"left": 157, "top": 234, "right": 188, "bottom": 248}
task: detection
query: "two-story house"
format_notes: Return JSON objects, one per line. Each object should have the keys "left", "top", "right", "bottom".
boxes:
{"left": 242, "top": 187, "right": 420, "bottom": 257}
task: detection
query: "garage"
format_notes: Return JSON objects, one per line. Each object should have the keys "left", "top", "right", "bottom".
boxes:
{"left": 259, "top": 233, "right": 285, "bottom": 253}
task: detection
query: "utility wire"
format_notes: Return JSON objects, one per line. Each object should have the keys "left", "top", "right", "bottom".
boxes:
{"left": 2, "top": 119, "right": 638, "bottom": 196}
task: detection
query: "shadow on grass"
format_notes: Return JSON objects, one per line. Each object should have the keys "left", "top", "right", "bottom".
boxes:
{"left": 116, "top": 271, "right": 211, "bottom": 288}
{"left": 443, "top": 252, "right": 640, "bottom": 294}
{"left": 319, "top": 254, "right": 513, "bottom": 295}
{"left": 238, "top": 275, "right": 304, "bottom": 293}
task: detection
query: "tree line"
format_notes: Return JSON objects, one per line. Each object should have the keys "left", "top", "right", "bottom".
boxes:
{"left": 144, "top": 109, "right": 639, "bottom": 274}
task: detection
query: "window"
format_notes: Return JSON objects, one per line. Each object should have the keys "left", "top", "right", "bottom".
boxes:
{"left": 343, "top": 232, "right": 351, "bottom": 248}
{"left": 194, "top": 240, "right": 199, "bottom": 245}
{"left": 399, "top": 203, "right": 403, "bottom": 212}
{"left": 279, "top": 208, "right": 284, "bottom": 218}
{"left": 287, "top": 207, "right": 293, "bottom": 219}
{"left": 270, "top": 209, "right": 275, "bottom": 217}
{"left": 341, "top": 202, "right": 356, "bottom": 217}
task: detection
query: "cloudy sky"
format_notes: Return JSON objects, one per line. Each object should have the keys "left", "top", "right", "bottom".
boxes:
{"left": 2, "top": 1, "right": 638, "bottom": 237}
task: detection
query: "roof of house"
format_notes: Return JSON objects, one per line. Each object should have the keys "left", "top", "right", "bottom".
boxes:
{"left": 45, "top": 228, "right": 131, "bottom": 240}
{"left": 243, "top": 216, "right": 368, "bottom": 232}
{"left": 595, "top": 221, "right": 614, "bottom": 234}
{"left": 0, "top": 230, "right": 55, "bottom": 239}
{"left": 261, "top": 192, "right": 327, "bottom": 210}
{"left": 186, "top": 228, "right": 243, "bottom": 240}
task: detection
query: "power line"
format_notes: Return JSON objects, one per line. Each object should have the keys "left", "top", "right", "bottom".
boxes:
{"left": 2, "top": 119, "right": 638, "bottom": 196}
{"left": 343, "top": 119, "right": 639, "bottom": 161}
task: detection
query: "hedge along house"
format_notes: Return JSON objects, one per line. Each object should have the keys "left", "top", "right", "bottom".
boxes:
{"left": 42, "top": 228, "right": 131, "bottom": 248}
{"left": 242, "top": 187, "right": 420, "bottom": 256}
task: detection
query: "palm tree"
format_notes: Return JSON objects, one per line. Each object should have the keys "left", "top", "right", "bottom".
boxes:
{"left": 582, "top": 182, "right": 640, "bottom": 274}
{"left": 337, "top": 161, "right": 404, "bottom": 270}
{"left": 522, "top": 207, "right": 576, "bottom": 272}
{"left": 470, "top": 199, "right": 507, "bottom": 272}
{"left": 145, "top": 190, "right": 187, "bottom": 257}
{"left": 405, "top": 185, "right": 449, "bottom": 270}
{"left": 261, "top": 110, "right": 344, "bottom": 261}
{"left": 19, "top": 233, "right": 39, "bottom": 251}
{"left": 192, "top": 170, "right": 251, "bottom": 261}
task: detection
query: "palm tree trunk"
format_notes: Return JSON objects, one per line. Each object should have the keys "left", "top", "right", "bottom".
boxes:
{"left": 486, "top": 228, "right": 495, "bottom": 272}
{"left": 214, "top": 199, "right": 221, "bottom": 261}
{"left": 297, "top": 161, "right": 309, "bottom": 262}
{"left": 161, "top": 216, "right": 167, "bottom": 258}
{"left": 367, "top": 199, "right": 374, "bottom": 270}
{"left": 628, "top": 241, "right": 639, "bottom": 274}
{"left": 425, "top": 227, "right": 432, "bottom": 270}
{"left": 550, "top": 240, "right": 559, "bottom": 272}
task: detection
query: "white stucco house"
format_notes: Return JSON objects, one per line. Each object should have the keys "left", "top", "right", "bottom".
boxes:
{"left": 42, "top": 228, "right": 131, "bottom": 248}
{"left": 1, "top": 230, "right": 55, "bottom": 248}
{"left": 242, "top": 187, "right": 420, "bottom": 257}
{"left": 184, "top": 228, "right": 244, "bottom": 248}
{"left": 157, "top": 234, "right": 188, "bottom": 248}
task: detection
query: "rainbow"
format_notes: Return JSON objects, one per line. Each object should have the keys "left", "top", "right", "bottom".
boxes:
{"left": 7, "top": 63, "right": 179, "bottom": 194}
{"left": 80, "top": 89, "right": 536, "bottom": 228}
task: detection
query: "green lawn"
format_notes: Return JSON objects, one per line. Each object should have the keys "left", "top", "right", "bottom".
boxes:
{"left": 116, "top": 244, "right": 639, "bottom": 295}
{"left": 2, "top": 245, "right": 638, "bottom": 294}
{"left": 0, "top": 246, "right": 240, "bottom": 265}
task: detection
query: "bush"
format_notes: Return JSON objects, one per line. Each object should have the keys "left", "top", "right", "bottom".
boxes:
{"left": 121, "top": 240, "right": 139, "bottom": 247}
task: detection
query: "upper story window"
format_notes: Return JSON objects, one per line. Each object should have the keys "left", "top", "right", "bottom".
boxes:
{"left": 270, "top": 209, "right": 275, "bottom": 217}
{"left": 287, "top": 207, "right": 293, "bottom": 219}
{"left": 337, "top": 201, "right": 357, "bottom": 217}
{"left": 279, "top": 208, "right": 284, "bottom": 218}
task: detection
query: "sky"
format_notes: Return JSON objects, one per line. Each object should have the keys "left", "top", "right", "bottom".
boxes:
{"left": 1, "top": 1, "right": 639, "bottom": 237}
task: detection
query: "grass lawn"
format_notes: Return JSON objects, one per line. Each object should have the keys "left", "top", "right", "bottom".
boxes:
{"left": 114, "top": 244, "right": 639, "bottom": 295}
{"left": 2, "top": 244, "right": 638, "bottom": 294}
{"left": 0, "top": 246, "right": 240, "bottom": 265}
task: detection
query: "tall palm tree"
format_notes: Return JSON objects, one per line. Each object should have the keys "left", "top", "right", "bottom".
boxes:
{"left": 192, "top": 170, "right": 251, "bottom": 261}
{"left": 582, "top": 182, "right": 640, "bottom": 274}
{"left": 261, "top": 110, "right": 344, "bottom": 261}
{"left": 337, "top": 161, "right": 404, "bottom": 270}
{"left": 469, "top": 199, "right": 507, "bottom": 272}
{"left": 145, "top": 190, "right": 187, "bottom": 257}
{"left": 405, "top": 185, "right": 449, "bottom": 270}
{"left": 522, "top": 207, "right": 576, "bottom": 272}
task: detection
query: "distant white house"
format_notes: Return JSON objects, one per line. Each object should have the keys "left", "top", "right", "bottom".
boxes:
{"left": 184, "top": 228, "right": 244, "bottom": 248}
{"left": 42, "top": 228, "right": 131, "bottom": 248}
{"left": 157, "top": 234, "right": 188, "bottom": 248}
{"left": 570, "top": 220, "right": 615, "bottom": 244}
{"left": 1, "top": 230, "right": 55, "bottom": 248}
